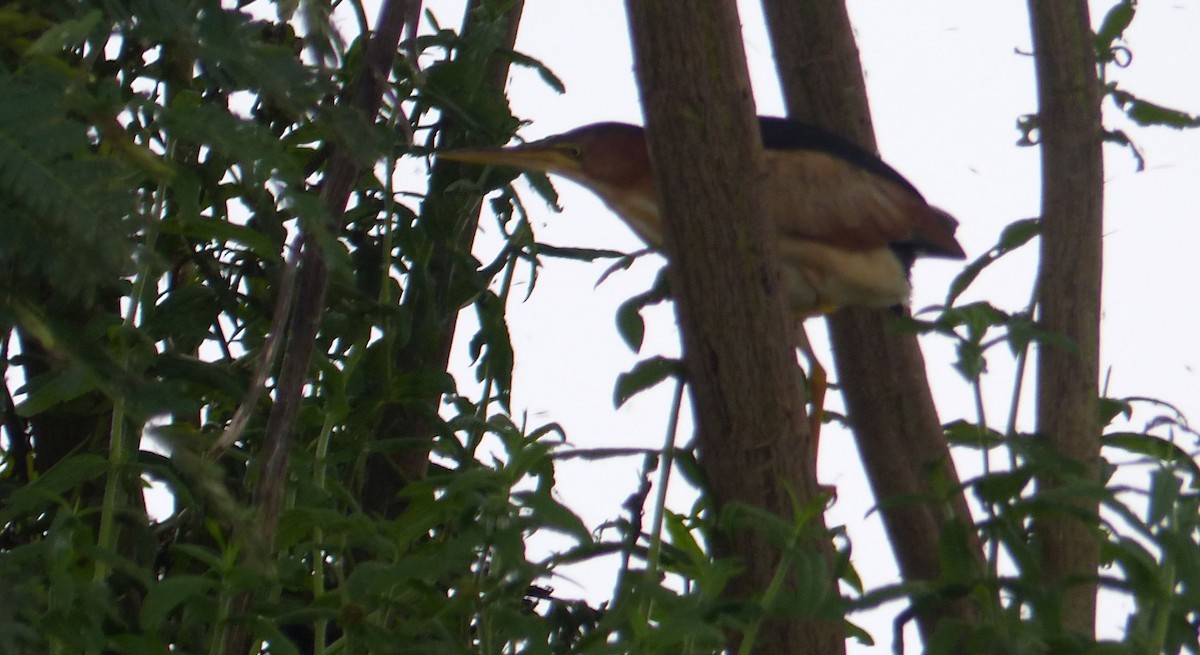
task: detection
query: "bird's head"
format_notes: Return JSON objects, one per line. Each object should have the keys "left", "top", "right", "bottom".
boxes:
{"left": 438, "top": 122, "right": 652, "bottom": 196}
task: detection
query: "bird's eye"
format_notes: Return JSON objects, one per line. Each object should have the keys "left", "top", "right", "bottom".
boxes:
{"left": 559, "top": 144, "right": 583, "bottom": 160}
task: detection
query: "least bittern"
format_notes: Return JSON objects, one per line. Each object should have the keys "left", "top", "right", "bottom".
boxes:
{"left": 440, "top": 117, "right": 966, "bottom": 436}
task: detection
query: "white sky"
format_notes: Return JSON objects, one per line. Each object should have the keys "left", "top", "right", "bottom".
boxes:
{"left": 424, "top": 1, "right": 1200, "bottom": 652}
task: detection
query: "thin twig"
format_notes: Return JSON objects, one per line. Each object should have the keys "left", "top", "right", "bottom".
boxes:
{"left": 208, "top": 241, "right": 299, "bottom": 457}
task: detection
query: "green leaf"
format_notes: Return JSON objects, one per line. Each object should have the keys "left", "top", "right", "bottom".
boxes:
{"left": 945, "top": 219, "right": 1039, "bottom": 305}
{"left": 938, "top": 301, "right": 1009, "bottom": 335}
{"left": 531, "top": 243, "right": 627, "bottom": 263}
{"left": 26, "top": 9, "right": 102, "bottom": 55}
{"left": 1110, "top": 88, "right": 1200, "bottom": 129}
{"left": 971, "top": 469, "right": 1033, "bottom": 505}
{"left": 1147, "top": 468, "right": 1183, "bottom": 526}
{"left": 1006, "top": 311, "right": 1076, "bottom": 355}
{"left": 1094, "top": 1, "right": 1135, "bottom": 57}
{"left": 943, "top": 420, "right": 1004, "bottom": 450}
{"left": 844, "top": 618, "right": 875, "bottom": 647}
{"left": 1102, "top": 126, "right": 1147, "bottom": 171}
{"left": 998, "top": 217, "right": 1042, "bottom": 250}
{"left": 0, "top": 73, "right": 139, "bottom": 300}
{"left": 248, "top": 617, "right": 302, "bottom": 655}
{"left": 1102, "top": 536, "right": 1165, "bottom": 596}
{"left": 1104, "top": 432, "right": 1200, "bottom": 484}
{"left": 612, "top": 273, "right": 671, "bottom": 352}
{"left": 615, "top": 297, "right": 646, "bottom": 352}
{"left": 15, "top": 362, "right": 98, "bottom": 416}
{"left": 170, "top": 544, "right": 227, "bottom": 572}
{"left": 664, "top": 511, "right": 707, "bottom": 566}
{"left": 613, "top": 357, "right": 683, "bottom": 408}
{"left": 1098, "top": 396, "right": 1134, "bottom": 426}
{"left": 937, "top": 520, "right": 976, "bottom": 583}
{"left": 470, "top": 290, "right": 515, "bottom": 406}
{"left": 673, "top": 448, "right": 707, "bottom": 492}
{"left": 0, "top": 454, "right": 108, "bottom": 525}
{"left": 505, "top": 50, "right": 566, "bottom": 94}
{"left": 515, "top": 490, "right": 592, "bottom": 544}
{"left": 1125, "top": 98, "right": 1200, "bottom": 129}
{"left": 139, "top": 575, "right": 214, "bottom": 631}
{"left": 523, "top": 170, "right": 561, "bottom": 210}
{"left": 159, "top": 217, "right": 281, "bottom": 262}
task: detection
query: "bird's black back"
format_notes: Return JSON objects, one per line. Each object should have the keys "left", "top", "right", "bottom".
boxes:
{"left": 756, "top": 116, "right": 925, "bottom": 200}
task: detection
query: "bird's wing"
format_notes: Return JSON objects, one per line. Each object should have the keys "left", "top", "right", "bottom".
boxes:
{"left": 766, "top": 149, "right": 965, "bottom": 260}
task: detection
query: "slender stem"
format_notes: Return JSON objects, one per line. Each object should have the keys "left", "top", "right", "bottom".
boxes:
{"left": 637, "top": 378, "right": 687, "bottom": 648}
{"left": 972, "top": 370, "right": 1005, "bottom": 622}
{"left": 466, "top": 247, "right": 519, "bottom": 454}
{"left": 737, "top": 510, "right": 809, "bottom": 655}
{"left": 311, "top": 406, "right": 337, "bottom": 655}
{"left": 210, "top": 577, "right": 235, "bottom": 655}
{"left": 1005, "top": 285, "right": 1040, "bottom": 457}
{"left": 1148, "top": 554, "right": 1176, "bottom": 654}
{"left": 94, "top": 180, "right": 166, "bottom": 582}
{"left": 645, "top": 379, "right": 686, "bottom": 579}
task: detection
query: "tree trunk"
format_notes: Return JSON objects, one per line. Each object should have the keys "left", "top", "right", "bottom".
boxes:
{"left": 1027, "top": 0, "right": 1104, "bottom": 637}
{"left": 760, "top": 0, "right": 984, "bottom": 643}
{"left": 624, "top": 2, "right": 843, "bottom": 653}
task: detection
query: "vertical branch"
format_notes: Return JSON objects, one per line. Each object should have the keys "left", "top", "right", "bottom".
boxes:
{"left": 624, "top": 2, "right": 841, "bottom": 653}
{"left": 252, "top": 0, "right": 416, "bottom": 555}
{"left": 361, "top": 0, "right": 525, "bottom": 519}
{"left": 760, "top": 0, "right": 983, "bottom": 643}
{"left": 218, "top": 2, "right": 417, "bottom": 653}
{"left": 1027, "top": 0, "right": 1104, "bottom": 636}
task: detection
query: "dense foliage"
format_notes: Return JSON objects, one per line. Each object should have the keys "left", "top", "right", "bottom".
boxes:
{"left": 0, "top": 1, "right": 1197, "bottom": 654}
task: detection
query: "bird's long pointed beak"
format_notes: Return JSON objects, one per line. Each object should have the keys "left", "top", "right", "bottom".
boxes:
{"left": 437, "top": 144, "right": 564, "bottom": 173}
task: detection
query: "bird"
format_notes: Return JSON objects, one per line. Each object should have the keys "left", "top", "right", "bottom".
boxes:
{"left": 438, "top": 116, "right": 966, "bottom": 316}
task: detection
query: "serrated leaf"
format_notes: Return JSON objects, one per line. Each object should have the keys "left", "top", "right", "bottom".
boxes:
{"left": 523, "top": 170, "right": 560, "bottom": 210}
{"left": 1125, "top": 98, "right": 1200, "bottom": 129}
{"left": 1111, "top": 88, "right": 1200, "bottom": 129}
{"left": 613, "top": 357, "right": 683, "bottom": 408}
{"left": 1006, "top": 312, "right": 1076, "bottom": 355}
{"left": 938, "top": 301, "right": 1009, "bottom": 335}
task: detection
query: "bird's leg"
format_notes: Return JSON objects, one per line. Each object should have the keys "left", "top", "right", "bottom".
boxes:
{"left": 792, "top": 320, "right": 826, "bottom": 444}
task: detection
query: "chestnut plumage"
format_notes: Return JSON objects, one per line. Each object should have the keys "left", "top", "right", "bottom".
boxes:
{"left": 440, "top": 116, "right": 966, "bottom": 314}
